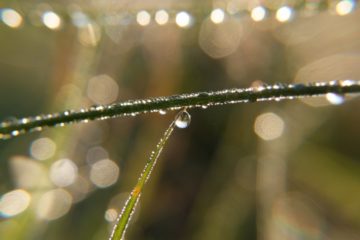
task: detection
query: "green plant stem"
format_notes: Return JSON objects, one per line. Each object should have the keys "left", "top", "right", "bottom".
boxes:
{"left": 0, "top": 81, "right": 359, "bottom": 139}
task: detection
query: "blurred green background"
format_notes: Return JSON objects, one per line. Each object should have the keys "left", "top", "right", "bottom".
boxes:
{"left": 0, "top": 1, "right": 360, "bottom": 240}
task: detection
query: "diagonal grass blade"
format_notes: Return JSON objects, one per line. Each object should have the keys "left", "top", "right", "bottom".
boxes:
{"left": 109, "top": 110, "right": 190, "bottom": 240}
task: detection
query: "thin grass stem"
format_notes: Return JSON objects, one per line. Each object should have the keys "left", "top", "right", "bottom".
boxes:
{"left": 0, "top": 80, "right": 359, "bottom": 139}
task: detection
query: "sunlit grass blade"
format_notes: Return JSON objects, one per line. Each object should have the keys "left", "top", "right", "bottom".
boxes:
{"left": 109, "top": 110, "right": 186, "bottom": 240}
{"left": 1, "top": 81, "right": 359, "bottom": 140}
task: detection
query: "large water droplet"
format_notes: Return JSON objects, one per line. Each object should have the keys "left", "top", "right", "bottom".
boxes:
{"left": 175, "top": 110, "right": 191, "bottom": 129}
{"left": 326, "top": 93, "right": 345, "bottom": 105}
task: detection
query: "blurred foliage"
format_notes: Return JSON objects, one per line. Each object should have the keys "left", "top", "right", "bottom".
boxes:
{"left": 0, "top": 1, "right": 360, "bottom": 240}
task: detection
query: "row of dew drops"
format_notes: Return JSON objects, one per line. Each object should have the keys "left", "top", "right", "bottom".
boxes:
{"left": 0, "top": 80, "right": 359, "bottom": 140}
{"left": 0, "top": 0, "right": 357, "bottom": 30}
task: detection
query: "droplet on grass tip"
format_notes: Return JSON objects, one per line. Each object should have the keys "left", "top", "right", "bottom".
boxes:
{"left": 175, "top": 110, "right": 191, "bottom": 129}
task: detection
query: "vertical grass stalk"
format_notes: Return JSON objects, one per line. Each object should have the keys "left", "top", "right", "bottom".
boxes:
{"left": 109, "top": 112, "right": 181, "bottom": 240}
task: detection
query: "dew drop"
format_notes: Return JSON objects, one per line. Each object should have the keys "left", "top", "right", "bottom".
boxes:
{"left": 292, "top": 83, "right": 306, "bottom": 90}
{"left": 11, "top": 130, "right": 20, "bottom": 136}
{"left": 326, "top": 93, "right": 345, "bottom": 105}
{"left": 254, "top": 86, "right": 265, "bottom": 92}
{"left": 340, "top": 79, "right": 357, "bottom": 87}
{"left": 0, "top": 133, "right": 11, "bottom": 140}
{"left": 1, "top": 117, "right": 17, "bottom": 127}
{"left": 175, "top": 110, "right": 191, "bottom": 129}
{"left": 159, "top": 110, "right": 167, "bottom": 115}
{"left": 20, "top": 118, "right": 30, "bottom": 124}
{"left": 329, "top": 80, "right": 339, "bottom": 86}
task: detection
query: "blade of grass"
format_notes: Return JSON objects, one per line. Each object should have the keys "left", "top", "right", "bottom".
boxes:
{"left": 109, "top": 110, "right": 184, "bottom": 240}
{"left": 1, "top": 80, "right": 359, "bottom": 139}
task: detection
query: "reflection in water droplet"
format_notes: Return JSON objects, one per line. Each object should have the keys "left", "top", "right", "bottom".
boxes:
{"left": 175, "top": 110, "right": 191, "bottom": 129}
{"left": 326, "top": 93, "right": 345, "bottom": 105}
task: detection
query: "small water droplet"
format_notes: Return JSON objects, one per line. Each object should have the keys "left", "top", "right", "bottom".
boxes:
{"left": 254, "top": 85, "right": 265, "bottom": 92}
{"left": 0, "top": 133, "right": 11, "bottom": 140}
{"left": 326, "top": 93, "right": 345, "bottom": 105}
{"left": 329, "top": 80, "right": 339, "bottom": 86}
{"left": 1, "top": 117, "right": 17, "bottom": 127}
{"left": 20, "top": 118, "right": 30, "bottom": 124}
{"left": 159, "top": 110, "right": 167, "bottom": 115}
{"left": 175, "top": 110, "right": 191, "bottom": 129}
{"left": 340, "top": 79, "right": 357, "bottom": 87}
{"left": 292, "top": 83, "right": 306, "bottom": 90}
{"left": 273, "top": 84, "right": 280, "bottom": 89}
{"left": 11, "top": 130, "right": 20, "bottom": 136}
{"left": 96, "top": 105, "right": 105, "bottom": 111}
